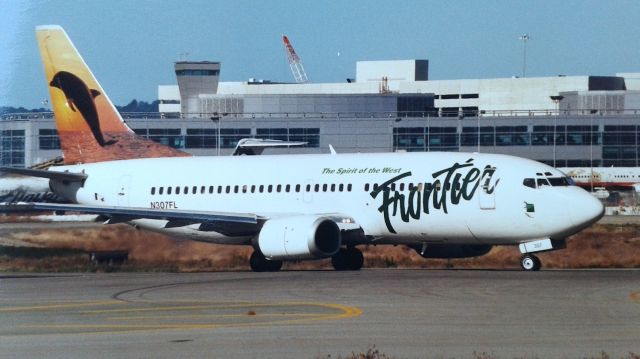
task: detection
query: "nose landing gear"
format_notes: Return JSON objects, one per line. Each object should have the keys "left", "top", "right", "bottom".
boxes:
{"left": 520, "top": 254, "right": 541, "bottom": 271}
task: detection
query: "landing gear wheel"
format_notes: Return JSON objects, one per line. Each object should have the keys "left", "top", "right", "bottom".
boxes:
{"left": 520, "top": 254, "right": 541, "bottom": 271}
{"left": 249, "top": 251, "right": 282, "bottom": 272}
{"left": 331, "top": 247, "right": 364, "bottom": 271}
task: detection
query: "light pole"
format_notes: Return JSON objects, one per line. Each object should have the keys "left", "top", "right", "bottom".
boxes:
{"left": 477, "top": 114, "right": 480, "bottom": 153}
{"left": 210, "top": 116, "right": 221, "bottom": 156}
{"left": 550, "top": 95, "right": 564, "bottom": 167}
{"left": 590, "top": 114, "right": 594, "bottom": 192}
{"left": 519, "top": 34, "right": 530, "bottom": 78}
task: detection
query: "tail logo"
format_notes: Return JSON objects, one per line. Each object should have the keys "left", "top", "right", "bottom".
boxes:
{"left": 49, "top": 71, "right": 114, "bottom": 146}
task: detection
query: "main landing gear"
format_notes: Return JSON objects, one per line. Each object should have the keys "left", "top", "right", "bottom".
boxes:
{"left": 249, "top": 250, "right": 283, "bottom": 272}
{"left": 331, "top": 247, "right": 364, "bottom": 271}
{"left": 520, "top": 254, "right": 541, "bottom": 271}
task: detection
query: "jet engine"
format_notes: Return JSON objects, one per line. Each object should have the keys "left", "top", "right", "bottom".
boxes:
{"left": 258, "top": 215, "right": 341, "bottom": 260}
{"left": 412, "top": 244, "right": 493, "bottom": 259}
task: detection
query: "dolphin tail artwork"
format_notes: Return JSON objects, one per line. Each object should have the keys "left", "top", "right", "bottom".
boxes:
{"left": 36, "top": 25, "right": 190, "bottom": 164}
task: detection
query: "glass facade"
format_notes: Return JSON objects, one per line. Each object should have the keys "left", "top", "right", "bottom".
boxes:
{"left": 220, "top": 128, "right": 251, "bottom": 148}
{"left": 185, "top": 128, "right": 217, "bottom": 148}
{"left": 135, "top": 128, "right": 184, "bottom": 148}
{"left": 603, "top": 125, "right": 637, "bottom": 166}
{"left": 0, "top": 130, "right": 25, "bottom": 167}
{"left": 4, "top": 113, "right": 640, "bottom": 168}
{"left": 39, "top": 129, "right": 61, "bottom": 150}
{"left": 256, "top": 128, "right": 320, "bottom": 148}
{"left": 175, "top": 69, "right": 220, "bottom": 76}
{"left": 393, "top": 127, "right": 458, "bottom": 152}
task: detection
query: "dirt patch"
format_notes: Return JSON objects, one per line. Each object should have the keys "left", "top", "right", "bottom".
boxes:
{"left": 1, "top": 222, "right": 639, "bottom": 272}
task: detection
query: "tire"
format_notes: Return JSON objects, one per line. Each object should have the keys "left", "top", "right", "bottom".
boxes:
{"left": 332, "top": 247, "right": 364, "bottom": 271}
{"left": 331, "top": 249, "right": 350, "bottom": 271}
{"left": 249, "top": 251, "right": 282, "bottom": 272}
{"left": 346, "top": 247, "right": 364, "bottom": 271}
{"left": 520, "top": 254, "right": 541, "bottom": 271}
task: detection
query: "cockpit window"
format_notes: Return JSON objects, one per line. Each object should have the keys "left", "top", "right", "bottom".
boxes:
{"left": 547, "top": 177, "right": 571, "bottom": 186}
{"left": 537, "top": 178, "right": 550, "bottom": 187}
{"left": 526, "top": 175, "right": 575, "bottom": 189}
{"left": 523, "top": 178, "right": 536, "bottom": 188}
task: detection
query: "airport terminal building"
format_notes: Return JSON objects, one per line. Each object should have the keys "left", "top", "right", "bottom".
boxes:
{"left": 2, "top": 59, "right": 640, "bottom": 169}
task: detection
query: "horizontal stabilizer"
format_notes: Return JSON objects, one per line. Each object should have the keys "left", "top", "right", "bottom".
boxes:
{"left": 0, "top": 167, "right": 87, "bottom": 182}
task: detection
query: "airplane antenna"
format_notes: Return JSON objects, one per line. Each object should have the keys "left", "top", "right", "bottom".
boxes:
{"left": 282, "top": 35, "right": 309, "bottom": 83}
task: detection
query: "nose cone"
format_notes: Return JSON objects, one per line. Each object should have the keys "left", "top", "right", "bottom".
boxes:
{"left": 570, "top": 191, "right": 604, "bottom": 230}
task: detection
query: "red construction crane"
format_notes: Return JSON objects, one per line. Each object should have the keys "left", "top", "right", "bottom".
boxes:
{"left": 282, "top": 35, "right": 309, "bottom": 84}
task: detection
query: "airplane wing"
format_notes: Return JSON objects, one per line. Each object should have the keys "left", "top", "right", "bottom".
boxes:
{"left": 1, "top": 202, "right": 261, "bottom": 237}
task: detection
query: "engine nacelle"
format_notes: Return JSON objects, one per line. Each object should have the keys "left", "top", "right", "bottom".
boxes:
{"left": 258, "top": 215, "right": 341, "bottom": 260}
{"left": 412, "top": 244, "right": 493, "bottom": 259}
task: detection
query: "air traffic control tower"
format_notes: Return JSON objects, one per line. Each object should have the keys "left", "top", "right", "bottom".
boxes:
{"left": 175, "top": 61, "right": 221, "bottom": 116}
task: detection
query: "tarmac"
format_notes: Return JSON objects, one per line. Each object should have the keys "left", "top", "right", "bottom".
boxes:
{"left": 1, "top": 269, "right": 639, "bottom": 358}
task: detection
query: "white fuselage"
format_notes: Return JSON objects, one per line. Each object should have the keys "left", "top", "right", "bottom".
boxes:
{"left": 50, "top": 152, "right": 603, "bottom": 246}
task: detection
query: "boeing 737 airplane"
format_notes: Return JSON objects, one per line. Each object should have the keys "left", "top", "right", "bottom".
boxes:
{"left": 0, "top": 25, "right": 604, "bottom": 271}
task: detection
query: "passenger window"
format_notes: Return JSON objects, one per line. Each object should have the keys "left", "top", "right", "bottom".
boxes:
{"left": 330, "top": 184, "right": 336, "bottom": 192}
{"left": 322, "top": 184, "right": 328, "bottom": 192}
{"left": 373, "top": 184, "right": 379, "bottom": 191}
{"left": 364, "top": 183, "right": 370, "bottom": 191}
{"left": 408, "top": 183, "right": 414, "bottom": 191}
{"left": 347, "top": 184, "right": 352, "bottom": 192}
{"left": 277, "top": 184, "right": 282, "bottom": 192}
{"left": 537, "top": 178, "right": 550, "bottom": 187}
{"left": 167, "top": 187, "right": 172, "bottom": 195}
{"left": 251, "top": 185, "right": 256, "bottom": 193}
{"left": 184, "top": 186, "right": 188, "bottom": 194}
{"left": 296, "top": 184, "right": 301, "bottom": 192}
{"left": 217, "top": 186, "right": 222, "bottom": 194}
{"left": 339, "top": 184, "right": 344, "bottom": 192}
{"left": 192, "top": 186, "right": 197, "bottom": 194}
{"left": 390, "top": 183, "right": 396, "bottom": 191}
{"left": 400, "top": 183, "right": 405, "bottom": 191}
{"left": 268, "top": 185, "right": 273, "bottom": 193}
{"left": 151, "top": 187, "right": 156, "bottom": 195}
{"left": 314, "top": 184, "right": 320, "bottom": 192}
{"left": 209, "top": 186, "right": 214, "bottom": 194}
{"left": 176, "top": 186, "right": 181, "bottom": 195}
{"left": 226, "top": 186, "right": 231, "bottom": 193}
{"left": 306, "top": 184, "right": 311, "bottom": 192}
{"left": 159, "top": 187, "right": 164, "bottom": 195}
{"left": 200, "top": 186, "right": 205, "bottom": 194}
{"left": 286, "top": 184, "right": 291, "bottom": 192}
{"left": 523, "top": 178, "right": 536, "bottom": 188}
{"left": 417, "top": 183, "right": 424, "bottom": 191}
{"left": 242, "top": 185, "right": 248, "bottom": 193}
{"left": 259, "top": 185, "right": 264, "bottom": 193}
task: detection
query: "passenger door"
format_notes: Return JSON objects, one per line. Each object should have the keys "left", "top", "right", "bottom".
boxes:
{"left": 479, "top": 167, "right": 497, "bottom": 210}
{"left": 117, "top": 175, "right": 131, "bottom": 206}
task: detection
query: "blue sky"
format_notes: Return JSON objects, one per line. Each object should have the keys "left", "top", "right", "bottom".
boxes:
{"left": 1, "top": 0, "right": 639, "bottom": 108}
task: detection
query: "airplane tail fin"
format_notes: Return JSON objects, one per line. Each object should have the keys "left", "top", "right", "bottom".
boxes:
{"left": 35, "top": 25, "right": 190, "bottom": 164}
